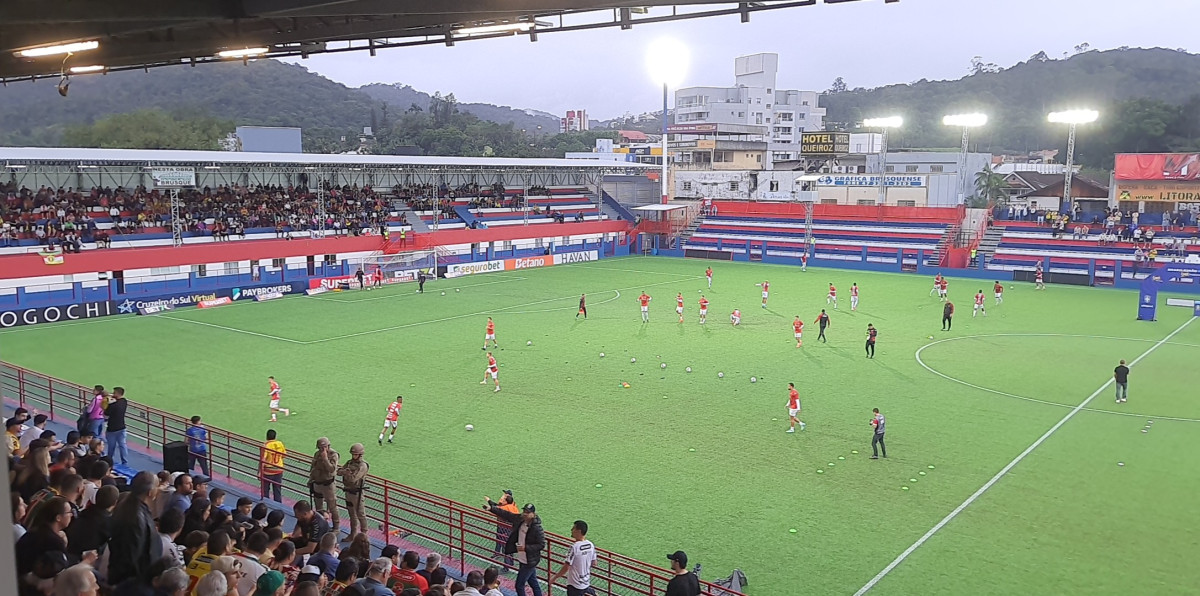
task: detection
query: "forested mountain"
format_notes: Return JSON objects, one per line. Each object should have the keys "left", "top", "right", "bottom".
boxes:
{"left": 823, "top": 48, "right": 1200, "bottom": 166}
{"left": 359, "top": 83, "right": 559, "bottom": 134}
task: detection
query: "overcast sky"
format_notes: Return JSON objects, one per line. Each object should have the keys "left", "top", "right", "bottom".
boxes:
{"left": 283, "top": 0, "right": 1196, "bottom": 120}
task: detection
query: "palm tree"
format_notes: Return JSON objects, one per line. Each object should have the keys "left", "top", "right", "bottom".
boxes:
{"left": 974, "top": 166, "right": 1008, "bottom": 207}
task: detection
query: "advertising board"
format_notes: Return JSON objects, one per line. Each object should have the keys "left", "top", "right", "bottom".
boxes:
{"left": 0, "top": 301, "right": 117, "bottom": 328}
{"left": 1115, "top": 153, "right": 1200, "bottom": 181}
{"left": 816, "top": 174, "right": 926, "bottom": 188}
{"left": 1115, "top": 180, "right": 1200, "bottom": 203}
{"left": 800, "top": 132, "right": 850, "bottom": 156}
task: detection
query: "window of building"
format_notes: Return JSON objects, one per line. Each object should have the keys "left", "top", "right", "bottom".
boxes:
{"left": 756, "top": 154, "right": 762, "bottom": 163}
{"left": 856, "top": 199, "right": 876, "bottom": 206}
{"left": 802, "top": 101, "right": 809, "bottom": 106}
{"left": 773, "top": 153, "right": 791, "bottom": 161}
{"left": 766, "top": 118, "right": 771, "bottom": 123}
{"left": 778, "top": 113, "right": 793, "bottom": 122}
{"left": 272, "top": 258, "right": 285, "bottom": 268}
{"left": 756, "top": 98, "right": 761, "bottom": 104}
{"left": 766, "top": 104, "right": 771, "bottom": 109}
{"left": 756, "top": 114, "right": 763, "bottom": 124}
{"left": 738, "top": 112, "right": 745, "bottom": 118}
{"left": 821, "top": 199, "right": 839, "bottom": 204}
{"left": 930, "top": 165, "right": 944, "bottom": 173}
{"left": 885, "top": 166, "right": 895, "bottom": 173}
{"left": 905, "top": 165, "right": 919, "bottom": 173}
{"left": 194, "top": 264, "right": 207, "bottom": 277}
{"left": 729, "top": 181, "right": 739, "bottom": 192}
{"left": 682, "top": 181, "right": 692, "bottom": 191}
{"left": 323, "top": 254, "right": 337, "bottom": 266}
{"left": 714, "top": 151, "right": 733, "bottom": 162}
{"left": 896, "top": 200, "right": 917, "bottom": 207}
{"left": 769, "top": 180, "right": 779, "bottom": 192}
{"left": 798, "top": 113, "right": 807, "bottom": 120}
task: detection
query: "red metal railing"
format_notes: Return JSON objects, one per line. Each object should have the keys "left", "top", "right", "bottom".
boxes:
{"left": 0, "top": 361, "right": 743, "bottom": 596}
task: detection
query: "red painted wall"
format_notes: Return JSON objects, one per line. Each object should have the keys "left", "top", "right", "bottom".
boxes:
{"left": 0, "top": 221, "right": 633, "bottom": 280}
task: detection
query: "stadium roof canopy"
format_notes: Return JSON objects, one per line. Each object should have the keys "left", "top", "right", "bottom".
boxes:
{"left": 0, "top": 0, "right": 894, "bottom": 81}
{"left": 0, "top": 147, "right": 653, "bottom": 171}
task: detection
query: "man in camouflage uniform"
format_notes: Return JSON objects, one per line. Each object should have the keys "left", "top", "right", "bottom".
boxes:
{"left": 337, "top": 443, "right": 370, "bottom": 540}
{"left": 308, "top": 437, "right": 340, "bottom": 533}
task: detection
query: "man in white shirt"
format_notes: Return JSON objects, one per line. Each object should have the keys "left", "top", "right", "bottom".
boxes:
{"left": 548, "top": 521, "right": 596, "bottom": 596}
{"left": 452, "top": 571, "right": 486, "bottom": 596}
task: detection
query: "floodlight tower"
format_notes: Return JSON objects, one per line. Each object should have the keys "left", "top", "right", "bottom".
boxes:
{"left": 646, "top": 39, "right": 689, "bottom": 204}
{"left": 942, "top": 113, "right": 988, "bottom": 204}
{"left": 1048, "top": 109, "right": 1100, "bottom": 213}
{"left": 794, "top": 174, "right": 821, "bottom": 255}
{"left": 863, "top": 116, "right": 903, "bottom": 204}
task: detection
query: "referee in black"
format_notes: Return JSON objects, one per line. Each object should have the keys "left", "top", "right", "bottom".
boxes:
{"left": 417, "top": 270, "right": 427, "bottom": 293}
{"left": 816, "top": 309, "right": 830, "bottom": 342}
{"left": 865, "top": 323, "right": 877, "bottom": 358}
{"left": 942, "top": 300, "right": 954, "bottom": 330}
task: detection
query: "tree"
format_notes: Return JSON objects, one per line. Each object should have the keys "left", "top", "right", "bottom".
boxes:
{"left": 827, "top": 77, "right": 848, "bottom": 94}
{"left": 974, "top": 166, "right": 1008, "bottom": 207}
{"left": 1073, "top": 42, "right": 1091, "bottom": 55}
{"left": 1029, "top": 51, "right": 1049, "bottom": 63}
{"left": 969, "top": 56, "right": 1000, "bottom": 75}
{"left": 61, "top": 109, "right": 234, "bottom": 150}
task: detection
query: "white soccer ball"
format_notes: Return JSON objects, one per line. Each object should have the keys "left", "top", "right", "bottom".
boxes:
{"left": 631, "top": 357, "right": 637, "bottom": 363}
{"left": 456, "top": 288, "right": 460, "bottom": 293}
{"left": 465, "top": 424, "right": 474, "bottom": 431}
{"left": 750, "top": 376, "right": 757, "bottom": 383}
{"left": 441, "top": 291, "right": 445, "bottom": 296}
{"left": 718, "top": 372, "right": 724, "bottom": 378}
{"left": 527, "top": 341, "right": 532, "bottom": 346}
{"left": 686, "top": 367, "right": 692, "bottom": 373}
{"left": 599, "top": 352, "right": 605, "bottom": 358}
{"left": 698, "top": 289, "right": 702, "bottom": 293}
{"left": 661, "top": 363, "right": 667, "bottom": 369}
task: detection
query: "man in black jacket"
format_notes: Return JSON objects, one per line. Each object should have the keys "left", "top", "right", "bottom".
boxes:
{"left": 665, "top": 551, "right": 700, "bottom": 596}
{"left": 486, "top": 501, "right": 545, "bottom": 596}
{"left": 66, "top": 485, "right": 117, "bottom": 558}
{"left": 104, "top": 386, "right": 129, "bottom": 466}
{"left": 107, "top": 471, "right": 162, "bottom": 584}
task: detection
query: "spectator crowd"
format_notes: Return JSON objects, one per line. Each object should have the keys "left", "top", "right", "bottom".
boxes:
{"left": 5, "top": 387, "right": 709, "bottom": 596}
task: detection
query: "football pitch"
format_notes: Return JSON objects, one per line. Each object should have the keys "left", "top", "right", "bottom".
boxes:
{"left": 3, "top": 256, "right": 1199, "bottom": 595}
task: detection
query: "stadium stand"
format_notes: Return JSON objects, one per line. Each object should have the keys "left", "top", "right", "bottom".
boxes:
{"left": 3, "top": 363, "right": 741, "bottom": 596}
{"left": 684, "top": 201, "right": 958, "bottom": 267}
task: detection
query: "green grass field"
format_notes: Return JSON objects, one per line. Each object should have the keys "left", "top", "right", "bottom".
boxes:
{"left": 4, "top": 256, "right": 1199, "bottom": 595}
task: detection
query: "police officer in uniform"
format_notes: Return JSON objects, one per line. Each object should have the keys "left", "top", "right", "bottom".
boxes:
{"left": 308, "top": 437, "right": 340, "bottom": 533}
{"left": 337, "top": 443, "right": 370, "bottom": 540}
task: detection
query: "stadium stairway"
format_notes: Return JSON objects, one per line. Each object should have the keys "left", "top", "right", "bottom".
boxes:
{"left": 677, "top": 213, "right": 707, "bottom": 246}
{"left": 599, "top": 190, "right": 636, "bottom": 223}
{"left": 453, "top": 206, "right": 481, "bottom": 228}
{"left": 1, "top": 400, "right": 520, "bottom": 595}
{"left": 976, "top": 225, "right": 1006, "bottom": 263}
{"left": 396, "top": 204, "right": 431, "bottom": 233}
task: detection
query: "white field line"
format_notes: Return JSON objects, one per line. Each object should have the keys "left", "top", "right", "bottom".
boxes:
{"left": 154, "top": 314, "right": 308, "bottom": 344}
{"left": 309, "top": 274, "right": 527, "bottom": 303}
{"left": 303, "top": 275, "right": 693, "bottom": 345}
{"left": 915, "top": 333, "right": 1200, "bottom": 423}
{"left": 855, "top": 316, "right": 1197, "bottom": 596}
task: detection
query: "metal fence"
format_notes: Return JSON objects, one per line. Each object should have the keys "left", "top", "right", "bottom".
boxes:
{"left": 0, "top": 361, "right": 743, "bottom": 596}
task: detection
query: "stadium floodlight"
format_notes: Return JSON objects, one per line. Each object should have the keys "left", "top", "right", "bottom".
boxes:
{"left": 68, "top": 65, "right": 105, "bottom": 74}
{"left": 1048, "top": 109, "right": 1099, "bottom": 212}
{"left": 942, "top": 113, "right": 988, "bottom": 128}
{"left": 454, "top": 22, "right": 536, "bottom": 36}
{"left": 1048, "top": 109, "right": 1099, "bottom": 124}
{"left": 217, "top": 47, "right": 269, "bottom": 58}
{"left": 943, "top": 113, "right": 988, "bottom": 204}
{"left": 15, "top": 40, "right": 99, "bottom": 58}
{"left": 863, "top": 116, "right": 903, "bottom": 129}
{"left": 645, "top": 38, "right": 689, "bottom": 204}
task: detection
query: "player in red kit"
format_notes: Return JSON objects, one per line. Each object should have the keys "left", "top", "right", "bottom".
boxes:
{"left": 730, "top": 308, "right": 741, "bottom": 326}
{"left": 480, "top": 352, "right": 500, "bottom": 392}
{"left": 850, "top": 283, "right": 860, "bottom": 311}
{"left": 793, "top": 316, "right": 804, "bottom": 348}
{"left": 698, "top": 296, "right": 709, "bottom": 324}
{"left": 482, "top": 317, "right": 499, "bottom": 350}
{"left": 267, "top": 376, "right": 290, "bottom": 422}
{"left": 373, "top": 266, "right": 384, "bottom": 288}
{"left": 378, "top": 396, "right": 402, "bottom": 445}
{"left": 638, "top": 292, "right": 652, "bottom": 323}
{"left": 759, "top": 281, "right": 770, "bottom": 308}
{"left": 705, "top": 267, "right": 713, "bottom": 289}
{"left": 827, "top": 283, "right": 838, "bottom": 309}
{"left": 931, "top": 273, "right": 943, "bottom": 297}
{"left": 993, "top": 281, "right": 1004, "bottom": 305}
{"left": 973, "top": 290, "right": 987, "bottom": 317}
{"left": 1035, "top": 262, "right": 1045, "bottom": 290}
{"left": 939, "top": 278, "right": 949, "bottom": 300}
{"left": 676, "top": 293, "right": 685, "bottom": 323}
{"left": 786, "top": 383, "right": 805, "bottom": 432}
{"left": 577, "top": 293, "right": 587, "bottom": 319}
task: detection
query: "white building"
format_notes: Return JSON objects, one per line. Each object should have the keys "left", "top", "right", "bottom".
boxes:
{"left": 561, "top": 110, "right": 589, "bottom": 133}
{"left": 674, "top": 53, "right": 825, "bottom": 169}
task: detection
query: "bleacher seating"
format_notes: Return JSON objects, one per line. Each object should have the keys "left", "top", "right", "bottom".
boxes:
{"left": 988, "top": 222, "right": 1200, "bottom": 279}
{"left": 685, "top": 210, "right": 951, "bottom": 265}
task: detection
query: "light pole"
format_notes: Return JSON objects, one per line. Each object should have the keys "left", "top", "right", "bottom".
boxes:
{"left": 1048, "top": 109, "right": 1099, "bottom": 214}
{"left": 863, "top": 116, "right": 903, "bottom": 205}
{"left": 646, "top": 39, "right": 689, "bottom": 204}
{"left": 942, "top": 113, "right": 988, "bottom": 204}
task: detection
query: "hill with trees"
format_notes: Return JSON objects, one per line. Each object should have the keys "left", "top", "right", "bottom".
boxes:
{"left": 823, "top": 47, "right": 1200, "bottom": 167}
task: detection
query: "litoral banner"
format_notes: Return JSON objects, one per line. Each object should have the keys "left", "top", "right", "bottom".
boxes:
{"left": 0, "top": 301, "right": 118, "bottom": 328}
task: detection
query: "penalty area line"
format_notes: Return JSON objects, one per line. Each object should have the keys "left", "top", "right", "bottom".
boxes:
{"left": 154, "top": 314, "right": 307, "bottom": 344}
{"left": 854, "top": 315, "right": 1197, "bottom": 596}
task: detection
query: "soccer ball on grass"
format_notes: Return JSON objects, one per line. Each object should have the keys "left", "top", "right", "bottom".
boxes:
{"left": 661, "top": 363, "right": 667, "bottom": 369}
{"left": 750, "top": 377, "right": 757, "bottom": 383}
{"left": 718, "top": 372, "right": 724, "bottom": 378}
{"left": 527, "top": 341, "right": 532, "bottom": 346}
{"left": 465, "top": 424, "right": 474, "bottom": 431}
{"left": 631, "top": 357, "right": 637, "bottom": 363}
{"left": 599, "top": 352, "right": 605, "bottom": 358}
